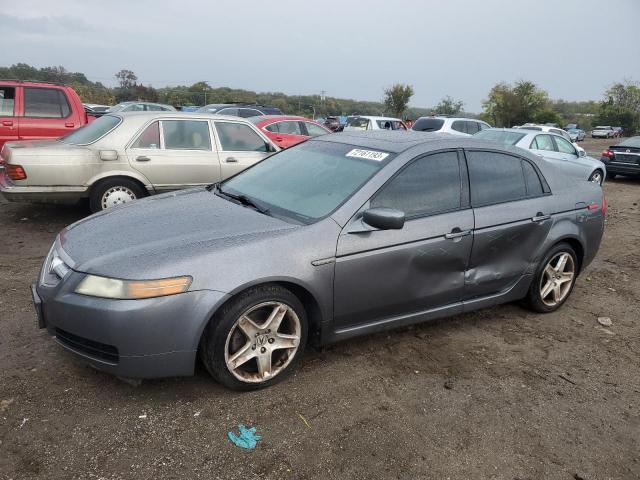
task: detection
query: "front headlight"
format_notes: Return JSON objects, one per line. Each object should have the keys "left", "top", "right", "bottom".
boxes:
{"left": 75, "top": 275, "right": 192, "bottom": 299}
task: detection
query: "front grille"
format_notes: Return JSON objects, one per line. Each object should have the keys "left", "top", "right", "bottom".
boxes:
{"left": 55, "top": 328, "right": 119, "bottom": 363}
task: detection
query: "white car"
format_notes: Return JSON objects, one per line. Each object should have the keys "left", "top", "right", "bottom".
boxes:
{"left": 343, "top": 116, "right": 406, "bottom": 131}
{"left": 515, "top": 124, "right": 586, "bottom": 156}
{"left": 474, "top": 128, "right": 606, "bottom": 185}
{"left": 412, "top": 116, "right": 491, "bottom": 136}
{"left": 591, "top": 126, "right": 615, "bottom": 139}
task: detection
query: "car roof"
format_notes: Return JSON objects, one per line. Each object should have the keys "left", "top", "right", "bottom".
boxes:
{"left": 112, "top": 112, "right": 254, "bottom": 121}
{"left": 247, "top": 115, "right": 309, "bottom": 124}
{"left": 313, "top": 130, "right": 525, "bottom": 154}
{"left": 349, "top": 115, "right": 402, "bottom": 121}
{"left": 416, "top": 116, "right": 488, "bottom": 122}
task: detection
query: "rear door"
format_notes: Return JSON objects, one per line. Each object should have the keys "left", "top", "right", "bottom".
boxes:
{"left": 334, "top": 150, "right": 473, "bottom": 328}
{"left": 18, "top": 87, "right": 80, "bottom": 141}
{"left": 126, "top": 118, "right": 221, "bottom": 191}
{"left": 0, "top": 85, "right": 18, "bottom": 148}
{"left": 214, "top": 120, "right": 273, "bottom": 178}
{"left": 464, "top": 149, "right": 554, "bottom": 299}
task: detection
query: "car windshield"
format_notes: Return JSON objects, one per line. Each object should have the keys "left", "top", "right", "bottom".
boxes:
{"left": 220, "top": 141, "right": 393, "bottom": 223}
{"left": 618, "top": 137, "right": 640, "bottom": 148}
{"left": 474, "top": 130, "right": 526, "bottom": 145}
{"left": 412, "top": 118, "right": 444, "bottom": 132}
{"left": 107, "top": 104, "right": 128, "bottom": 112}
{"left": 345, "top": 117, "right": 370, "bottom": 129}
{"left": 60, "top": 115, "right": 122, "bottom": 145}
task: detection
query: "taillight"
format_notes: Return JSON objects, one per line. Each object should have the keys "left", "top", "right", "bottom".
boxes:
{"left": 6, "top": 164, "right": 27, "bottom": 181}
{"left": 601, "top": 149, "right": 615, "bottom": 158}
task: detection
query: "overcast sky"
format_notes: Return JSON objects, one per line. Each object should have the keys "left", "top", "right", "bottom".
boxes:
{"left": 2, "top": 0, "right": 639, "bottom": 111}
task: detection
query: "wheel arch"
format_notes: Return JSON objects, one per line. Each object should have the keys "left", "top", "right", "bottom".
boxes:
{"left": 86, "top": 171, "right": 154, "bottom": 194}
{"left": 551, "top": 236, "right": 585, "bottom": 274}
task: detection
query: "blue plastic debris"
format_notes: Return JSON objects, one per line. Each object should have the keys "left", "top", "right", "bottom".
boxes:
{"left": 228, "top": 424, "right": 262, "bottom": 449}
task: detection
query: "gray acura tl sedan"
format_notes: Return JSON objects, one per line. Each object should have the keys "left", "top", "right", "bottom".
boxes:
{"left": 33, "top": 131, "right": 605, "bottom": 390}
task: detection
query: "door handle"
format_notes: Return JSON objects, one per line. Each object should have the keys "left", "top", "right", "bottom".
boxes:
{"left": 2, "top": 120, "right": 13, "bottom": 127}
{"left": 65, "top": 122, "right": 75, "bottom": 128}
{"left": 444, "top": 229, "right": 471, "bottom": 240}
{"left": 136, "top": 156, "right": 151, "bottom": 162}
{"left": 531, "top": 213, "right": 551, "bottom": 222}
{"left": 226, "top": 157, "right": 238, "bottom": 163}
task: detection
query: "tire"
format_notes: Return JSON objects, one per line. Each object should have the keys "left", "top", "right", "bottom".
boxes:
{"left": 89, "top": 177, "right": 146, "bottom": 213}
{"left": 200, "top": 284, "right": 308, "bottom": 390}
{"left": 523, "top": 243, "right": 578, "bottom": 313}
{"left": 588, "top": 169, "right": 604, "bottom": 185}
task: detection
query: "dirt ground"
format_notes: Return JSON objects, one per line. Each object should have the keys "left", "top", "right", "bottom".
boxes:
{"left": 1, "top": 137, "right": 638, "bottom": 480}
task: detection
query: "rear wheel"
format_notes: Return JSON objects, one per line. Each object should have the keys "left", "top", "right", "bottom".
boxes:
{"left": 588, "top": 169, "right": 604, "bottom": 185}
{"left": 89, "top": 177, "right": 146, "bottom": 213}
{"left": 523, "top": 243, "right": 578, "bottom": 313}
{"left": 200, "top": 285, "right": 308, "bottom": 390}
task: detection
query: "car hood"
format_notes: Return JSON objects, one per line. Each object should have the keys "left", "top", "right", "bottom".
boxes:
{"left": 60, "top": 188, "right": 299, "bottom": 279}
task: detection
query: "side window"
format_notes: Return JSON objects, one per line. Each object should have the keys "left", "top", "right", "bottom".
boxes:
{"left": 555, "top": 136, "right": 577, "bottom": 155}
{"left": 522, "top": 160, "right": 544, "bottom": 197}
{"left": 265, "top": 123, "right": 280, "bottom": 133}
{"left": 145, "top": 104, "right": 162, "bottom": 111}
{"left": 467, "top": 151, "right": 527, "bottom": 206}
{"left": 530, "top": 134, "right": 555, "bottom": 152}
{"left": 215, "top": 122, "right": 268, "bottom": 152}
{"left": 466, "top": 121, "right": 479, "bottom": 135}
{"left": 278, "top": 121, "right": 302, "bottom": 135}
{"left": 376, "top": 120, "right": 393, "bottom": 130}
{"left": 371, "top": 151, "right": 461, "bottom": 217}
{"left": 218, "top": 108, "right": 239, "bottom": 116}
{"left": 0, "top": 87, "right": 16, "bottom": 116}
{"left": 162, "top": 120, "right": 211, "bottom": 150}
{"left": 305, "top": 122, "right": 328, "bottom": 137}
{"left": 131, "top": 121, "right": 160, "bottom": 149}
{"left": 451, "top": 120, "right": 466, "bottom": 133}
{"left": 238, "top": 108, "right": 262, "bottom": 118}
{"left": 24, "top": 88, "right": 71, "bottom": 118}
{"left": 478, "top": 122, "right": 490, "bottom": 131}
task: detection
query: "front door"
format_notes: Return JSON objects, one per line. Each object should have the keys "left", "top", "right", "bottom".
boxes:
{"left": 333, "top": 150, "right": 473, "bottom": 328}
{"left": 214, "top": 120, "right": 273, "bottom": 179}
{"left": 126, "top": 119, "right": 221, "bottom": 191}
{"left": 0, "top": 85, "right": 18, "bottom": 149}
{"left": 552, "top": 135, "right": 589, "bottom": 179}
{"left": 464, "top": 149, "right": 554, "bottom": 298}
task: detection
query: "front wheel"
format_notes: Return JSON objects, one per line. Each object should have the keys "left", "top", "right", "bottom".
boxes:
{"left": 588, "top": 170, "right": 604, "bottom": 185}
{"left": 523, "top": 243, "right": 578, "bottom": 313}
{"left": 89, "top": 177, "right": 146, "bottom": 213}
{"left": 200, "top": 285, "right": 308, "bottom": 390}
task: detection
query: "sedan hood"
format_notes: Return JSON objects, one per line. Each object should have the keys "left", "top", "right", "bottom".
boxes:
{"left": 60, "top": 188, "right": 299, "bottom": 278}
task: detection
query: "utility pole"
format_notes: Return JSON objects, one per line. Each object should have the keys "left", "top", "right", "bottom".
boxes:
{"left": 320, "top": 90, "right": 326, "bottom": 115}
{"left": 203, "top": 88, "right": 207, "bottom": 105}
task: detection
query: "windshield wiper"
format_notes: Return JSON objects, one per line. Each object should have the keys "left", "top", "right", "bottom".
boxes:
{"left": 212, "top": 184, "right": 270, "bottom": 214}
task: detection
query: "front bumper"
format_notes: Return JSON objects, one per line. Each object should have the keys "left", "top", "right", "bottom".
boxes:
{"left": 33, "top": 275, "right": 230, "bottom": 379}
{"left": 0, "top": 169, "right": 88, "bottom": 203}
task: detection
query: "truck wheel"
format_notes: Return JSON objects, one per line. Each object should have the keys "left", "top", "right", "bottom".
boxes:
{"left": 90, "top": 178, "right": 146, "bottom": 213}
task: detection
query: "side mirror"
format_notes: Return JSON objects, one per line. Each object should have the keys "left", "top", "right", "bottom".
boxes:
{"left": 578, "top": 149, "right": 586, "bottom": 158}
{"left": 99, "top": 150, "right": 118, "bottom": 161}
{"left": 266, "top": 142, "right": 277, "bottom": 153}
{"left": 362, "top": 207, "right": 405, "bottom": 230}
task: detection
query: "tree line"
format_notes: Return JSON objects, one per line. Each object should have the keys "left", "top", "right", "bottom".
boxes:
{"left": 1, "top": 63, "right": 638, "bottom": 133}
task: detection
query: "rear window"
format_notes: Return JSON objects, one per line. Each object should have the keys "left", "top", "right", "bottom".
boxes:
{"left": 618, "top": 137, "right": 640, "bottom": 148}
{"left": 60, "top": 115, "right": 122, "bottom": 145}
{"left": 474, "top": 130, "right": 525, "bottom": 146}
{"left": 0, "top": 86, "right": 16, "bottom": 116}
{"left": 412, "top": 118, "right": 445, "bottom": 132}
{"left": 346, "top": 117, "right": 370, "bottom": 130}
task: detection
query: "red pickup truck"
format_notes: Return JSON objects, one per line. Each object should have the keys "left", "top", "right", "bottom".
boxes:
{"left": 0, "top": 80, "right": 93, "bottom": 153}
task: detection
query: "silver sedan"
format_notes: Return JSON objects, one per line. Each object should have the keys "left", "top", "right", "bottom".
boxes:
{"left": 474, "top": 128, "right": 606, "bottom": 185}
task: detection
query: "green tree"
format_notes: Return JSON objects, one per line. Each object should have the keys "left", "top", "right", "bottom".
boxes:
{"left": 482, "top": 80, "right": 559, "bottom": 127}
{"left": 595, "top": 81, "right": 640, "bottom": 135}
{"left": 115, "top": 69, "right": 137, "bottom": 89}
{"left": 433, "top": 95, "right": 464, "bottom": 115}
{"left": 383, "top": 84, "right": 414, "bottom": 118}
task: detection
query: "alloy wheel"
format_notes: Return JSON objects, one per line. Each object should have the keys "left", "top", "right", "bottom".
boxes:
{"left": 101, "top": 186, "right": 137, "bottom": 209}
{"left": 589, "top": 171, "right": 603, "bottom": 185}
{"left": 224, "top": 301, "right": 301, "bottom": 383}
{"left": 539, "top": 252, "right": 575, "bottom": 307}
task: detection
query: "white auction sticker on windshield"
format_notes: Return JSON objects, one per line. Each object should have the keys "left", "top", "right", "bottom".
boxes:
{"left": 346, "top": 149, "right": 389, "bottom": 161}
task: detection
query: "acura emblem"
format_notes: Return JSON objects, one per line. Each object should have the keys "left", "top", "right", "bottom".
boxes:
{"left": 626, "top": 149, "right": 631, "bottom": 153}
